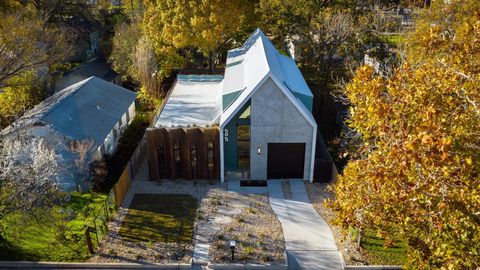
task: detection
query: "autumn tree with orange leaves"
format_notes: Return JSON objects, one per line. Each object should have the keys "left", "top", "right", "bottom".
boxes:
{"left": 329, "top": 0, "right": 480, "bottom": 268}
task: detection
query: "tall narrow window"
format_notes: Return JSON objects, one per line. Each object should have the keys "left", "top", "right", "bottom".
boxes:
{"left": 237, "top": 125, "right": 250, "bottom": 170}
{"left": 239, "top": 105, "right": 251, "bottom": 119}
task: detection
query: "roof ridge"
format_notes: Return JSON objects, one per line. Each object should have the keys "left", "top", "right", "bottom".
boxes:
{"left": 39, "top": 77, "right": 94, "bottom": 121}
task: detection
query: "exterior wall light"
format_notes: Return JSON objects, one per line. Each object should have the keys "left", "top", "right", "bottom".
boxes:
{"left": 257, "top": 147, "right": 262, "bottom": 155}
{"left": 229, "top": 240, "right": 237, "bottom": 262}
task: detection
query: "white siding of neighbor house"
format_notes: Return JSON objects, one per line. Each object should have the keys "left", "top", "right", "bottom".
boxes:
{"left": 102, "top": 101, "right": 136, "bottom": 156}
{"left": 250, "top": 78, "right": 314, "bottom": 180}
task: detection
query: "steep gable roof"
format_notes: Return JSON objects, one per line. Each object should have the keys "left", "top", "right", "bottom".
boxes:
{"left": 220, "top": 29, "right": 315, "bottom": 128}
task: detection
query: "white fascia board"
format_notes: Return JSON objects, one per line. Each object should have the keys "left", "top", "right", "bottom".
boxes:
{"left": 269, "top": 73, "right": 318, "bottom": 129}
{"left": 220, "top": 128, "right": 225, "bottom": 182}
{"left": 310, "top": 125, "right": 317, "bottom": 182}
{"left": 269, "top": 73, "right": 318, "bottom": 183}
{"left": 219, "top": 73, "right": 270, "bottom": 129}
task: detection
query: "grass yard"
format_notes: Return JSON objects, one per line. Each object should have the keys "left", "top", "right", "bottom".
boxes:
{"left": 0, "top": 192, "right": 114, "bottom": 261}
{"left": 380, "top": 34, "right": 406, "bottom": 47}
{"left": 119, "top": 194, "right": 197, "bottom": 244}
{"left": 359, "top": 229, "right": 407, "bottom": 265}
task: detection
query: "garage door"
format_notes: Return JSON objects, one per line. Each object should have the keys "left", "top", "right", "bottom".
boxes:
{"left": 267, "top": 143, "right": 305, "bottom": 179}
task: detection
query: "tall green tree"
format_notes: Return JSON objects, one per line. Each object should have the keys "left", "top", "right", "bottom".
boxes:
{"left": 110, "top": 22, "right": 141, "bottom": 81}
{"left": 328, "top": 0, "right": 480, "bottom": 268}
{"left": 257, "top": 0, "right": 357, "bottom": 43}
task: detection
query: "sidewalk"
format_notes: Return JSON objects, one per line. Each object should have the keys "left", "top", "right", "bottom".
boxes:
{"left": 268, "top": 180, "right": 343, "bottom": 270}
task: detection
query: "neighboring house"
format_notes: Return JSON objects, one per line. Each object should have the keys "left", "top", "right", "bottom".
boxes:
{"left": 154, "top": 29, "right": 318, "bottom": 182}
{"left": 54, "top": 58, "right": 121, "bottom": 93}
{"left": 2, "top": 77, "right": 137, "bottom": 191}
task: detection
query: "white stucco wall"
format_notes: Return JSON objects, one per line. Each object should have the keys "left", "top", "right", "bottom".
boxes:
{"left": 250, "top": 78, "right": 314, "bottom": 180}
{"left": 103, "top": 101, "right": 136, "bottom": 156}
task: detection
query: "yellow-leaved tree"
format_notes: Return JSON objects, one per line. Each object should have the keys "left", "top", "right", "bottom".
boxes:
{"left": 329, "top": 0, "right": 480, "bottom": 268}
{"left": 142, "top": 0, "right": 255, "bottom": 76}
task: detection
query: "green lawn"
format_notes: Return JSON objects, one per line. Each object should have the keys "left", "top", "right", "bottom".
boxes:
{"left": 119, "top": 194, "right": 197, "bottom": 243}
{"left": 360, "top": 229, "right": 408, "bottom": 265}
{"left": 380, "top": 34, "right": 406, "bottom": 47}
{"left": 0, "top": 192, "right": 114, "bottom": 261}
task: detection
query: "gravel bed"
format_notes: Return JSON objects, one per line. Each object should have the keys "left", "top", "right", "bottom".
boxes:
{"left": 306, "top": 183, "right": 369, "bottom": 265}
{"left": 205, "top": 191, "right": 286, "bottom": 264}
{"left": 89, "top": 161, "right": 219, "bottom": 264}
{"left": 89, "top": 162, "right": 285, "bottom": 265}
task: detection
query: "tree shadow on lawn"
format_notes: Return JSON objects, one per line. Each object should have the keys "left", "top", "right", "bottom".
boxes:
{"left": 0, "top": 238, "right": 35, "bottom": 261}
{"left": 119, "top": 194, "right": 197, "bottom": 244}
{"left": 361, "top": 230, "right": 407, "bottom": 265}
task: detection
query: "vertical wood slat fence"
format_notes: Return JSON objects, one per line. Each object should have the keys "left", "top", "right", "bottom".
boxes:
{"left": 147, "top": 127, "right": 220, "bottom": 181}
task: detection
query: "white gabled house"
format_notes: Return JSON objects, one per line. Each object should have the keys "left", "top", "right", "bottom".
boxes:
{"left": 220, "top": 29, "right": 316, "bottom": 182}
{"left": 1, "top": 76, "right": 137, "bottom": 191}
{"left": 154, "top": 29, "right": 319, "bottom": 182}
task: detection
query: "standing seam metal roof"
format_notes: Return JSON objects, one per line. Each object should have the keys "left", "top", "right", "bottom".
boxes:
{"left": 220, "top": 29, "right": 316, "bottom": 128}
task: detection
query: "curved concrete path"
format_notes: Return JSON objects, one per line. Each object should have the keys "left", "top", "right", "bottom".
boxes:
{"left": 268, "top": 180, "right": 343, "bottom": 270}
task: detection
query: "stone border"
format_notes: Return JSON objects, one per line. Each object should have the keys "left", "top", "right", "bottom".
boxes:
{"left": 0, "top": 261, "right": 191, "bottom": 269}
{"left": 207, "top": 251, "right": 287, "bottom": 270}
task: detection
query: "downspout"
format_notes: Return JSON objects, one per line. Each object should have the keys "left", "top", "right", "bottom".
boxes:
{"left": 310, "top": 124, "right": 317, "bottom": 183}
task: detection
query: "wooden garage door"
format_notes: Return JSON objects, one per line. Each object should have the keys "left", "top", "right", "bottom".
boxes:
{"left": 267, "top": 143, "right": 305, "bottom": 179}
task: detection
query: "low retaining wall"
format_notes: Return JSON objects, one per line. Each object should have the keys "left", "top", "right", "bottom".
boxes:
{"left": 0, "top": 261, "right": 190, "bottom": 269}
{"left": 207, "top": 248, "right": 288, "bottom": 270}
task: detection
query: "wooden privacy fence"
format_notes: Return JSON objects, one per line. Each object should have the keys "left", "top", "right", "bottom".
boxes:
{"left": 113, "top": 167, "right": 131, "bottom": 207}
{"left": 127, "top": 134, "right": 147, "bottom": 180}
{"left": 147, "top": 127, "right": 220, "bottom": 180}
{"left": 84, "top": 131, "right": 148, "bottom": 254}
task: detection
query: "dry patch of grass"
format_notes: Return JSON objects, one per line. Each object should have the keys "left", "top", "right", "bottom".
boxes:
{"left": 206, "top": 192, "right": 285, "bottom": 264}
{"left": 119, "top": 194, "right": 197, "bottom": 243}
{"left": 90, "top": 193, "right": 197, "bottom": 263}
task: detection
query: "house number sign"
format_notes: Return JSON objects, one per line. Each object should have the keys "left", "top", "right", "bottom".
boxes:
{"left": 224, "top": 129, "right": 229, "bottom": 142}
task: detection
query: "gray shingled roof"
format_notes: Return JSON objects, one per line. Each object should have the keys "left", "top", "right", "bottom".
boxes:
{"left": 2, "top": 76, "right": 137, "bottom": 147}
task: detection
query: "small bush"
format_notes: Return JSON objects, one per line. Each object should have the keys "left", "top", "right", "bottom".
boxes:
{"left": 244, "top": 245, "right": 254, "bottom": 255}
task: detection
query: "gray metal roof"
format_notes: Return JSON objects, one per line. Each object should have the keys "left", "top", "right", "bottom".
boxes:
{"left": 3, "top": 76, "right": 137, "bottom": 146}
{"left": 54, "top": 58, "right": 119, "bottom": 92}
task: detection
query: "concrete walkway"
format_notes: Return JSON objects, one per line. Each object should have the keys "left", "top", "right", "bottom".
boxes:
{"left": 268, "top": 180, "right": 343, "bottom": 270}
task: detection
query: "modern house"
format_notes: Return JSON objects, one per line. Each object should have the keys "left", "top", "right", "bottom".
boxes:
{"left": 2, "top": 77, "right": 137, "bottom": 191}
{"left": 152, "top": 29, "right": 318, "bottom": 182}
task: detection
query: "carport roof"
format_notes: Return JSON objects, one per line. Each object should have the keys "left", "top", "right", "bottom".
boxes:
{"left": 154, "top": 74, "right": 223, "bottom": 128}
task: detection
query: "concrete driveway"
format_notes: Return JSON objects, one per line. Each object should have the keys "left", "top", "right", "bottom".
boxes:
{"left": 268, "top": 180, "right": 343, "bottom": 270}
